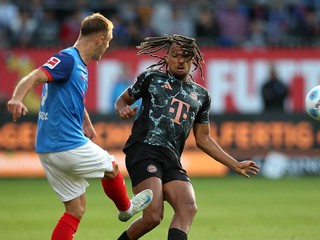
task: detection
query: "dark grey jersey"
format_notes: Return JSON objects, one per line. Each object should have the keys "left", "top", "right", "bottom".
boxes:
{"left": 125, "top": 70, "right": 211, "bottom": 161}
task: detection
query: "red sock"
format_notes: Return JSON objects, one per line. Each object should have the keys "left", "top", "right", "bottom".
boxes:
{"left": 51, "top": 212, "right": 80, "bottom": 240}
{"left": 101, "top": 170, "right": 131, "bottom": 211}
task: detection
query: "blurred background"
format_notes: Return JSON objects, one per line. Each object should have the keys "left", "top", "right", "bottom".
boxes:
{"left": 0, "top": 0, "right": 320, "bottom": 179}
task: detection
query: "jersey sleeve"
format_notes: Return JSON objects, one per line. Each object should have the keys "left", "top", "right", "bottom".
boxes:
{"left": 127, "top": 71, "right": 152, "bottom": 100}
{"left": 194, "top": 91, "right": 211, "bottom": 124}
{"left": 39, "top": 52, "right": 74, "bottom": 82}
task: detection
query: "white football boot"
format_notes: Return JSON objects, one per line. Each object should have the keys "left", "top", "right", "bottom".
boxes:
{"left": 118, "top": 189, "right": 153, "bottom": 222}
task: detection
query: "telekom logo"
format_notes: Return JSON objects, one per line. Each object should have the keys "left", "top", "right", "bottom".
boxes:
{"left": 169, "top": 98, "right": 190, "bottom": 125}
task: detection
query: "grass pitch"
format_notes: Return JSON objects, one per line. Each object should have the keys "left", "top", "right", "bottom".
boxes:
{"left": 0, "top": 177, "right": 319, "bottom": 240}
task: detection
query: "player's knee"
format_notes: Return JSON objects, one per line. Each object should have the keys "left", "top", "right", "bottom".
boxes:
{"left": 68, "top": 206, "right": 86, "bottom": 220}
{"left": 178, "top": 202, "right": 197, "bottom": 219}
{"left": 143, "top": 212, "right": 163, "bottom": 229}
{"left": 77, "top": 205, "right": 86, "bottom": 219}
{"left": 185, "top": 202, "right": 198, "bottom": 217}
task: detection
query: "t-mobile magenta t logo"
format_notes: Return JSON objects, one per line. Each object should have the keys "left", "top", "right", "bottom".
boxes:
{"left": 169, "top": 98, "right": 190, "bottom": 125}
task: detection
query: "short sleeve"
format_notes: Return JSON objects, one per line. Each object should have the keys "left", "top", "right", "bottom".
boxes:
{"left": 194, "top": 92, "right": 211, "bottom": 124}
{"left": 127, "top": 71, "right": 152, "bottom": 100}
{"left": 39, "top": 52, "right": 74, "bottom": 83}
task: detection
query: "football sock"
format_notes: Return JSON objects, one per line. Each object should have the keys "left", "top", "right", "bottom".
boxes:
{"left": 117, "top": 231, "right": 130, "bottom": 240}
{"left": 101, "top": 169, "right": 131, "bottom": 211}
{"left": 51, "top": 212, "right": 80, "bottom": 240}
{"left": 168, "top": 228, "right": 188, "bottom": 240}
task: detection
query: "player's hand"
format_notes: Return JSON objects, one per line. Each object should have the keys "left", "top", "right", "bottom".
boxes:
{"left": 236, "top": 160, "right": 260, "bottom": 178}
{"left": 118, "top": 105, "right": 138, "bottom": 120}
{"left": 7, "top": 99, "right": 28, "bottom": 122}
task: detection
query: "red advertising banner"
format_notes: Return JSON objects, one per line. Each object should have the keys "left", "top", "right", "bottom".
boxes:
{"left": 1, "top": 48, "right": 320, "bottom": 114}
{"left": 1, "top": 48, "right": 320, "bottom": 178}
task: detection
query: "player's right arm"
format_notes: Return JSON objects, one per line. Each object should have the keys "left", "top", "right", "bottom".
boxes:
{"left": 114, "top": 89, "right": 138, "bottom": 120}
{"left": 7, "top": 69, "right": 48, "bottom": 122}
{"left": 115, "top": 71, "right": 151, "bottom": 120}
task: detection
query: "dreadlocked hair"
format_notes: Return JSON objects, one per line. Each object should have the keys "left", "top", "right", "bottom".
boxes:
{"left": 137, "top": 34, "right": 205, "bottom": 81}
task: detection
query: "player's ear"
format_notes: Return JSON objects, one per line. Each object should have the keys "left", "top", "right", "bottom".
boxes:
{"left": 96, "top": 34, "right": 104, "bottom": 45}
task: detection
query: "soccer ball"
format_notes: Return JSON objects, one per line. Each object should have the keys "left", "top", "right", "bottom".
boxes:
{"left": 305, "top": 85, "right": 320, "bottom": 121}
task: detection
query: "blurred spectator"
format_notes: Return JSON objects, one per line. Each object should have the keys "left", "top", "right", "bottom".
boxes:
{"left": 0, "top": 0, "right": 19, "bottom": 48}
{"left": 136, "top": 0, "right": 156, "bottom": 40}
{"left": 244, "top": 19, "right": 267, "bottom": 48}
{"left": 110, "top": 13, "right": 128, "bottom": 48}
{"left": 123, "top": 21, "right": 144, "bottom": 46}
{"left": 265, "top": 1, "right": 291, "bottom": 46}
{"left": 244, "top": 2, "right": 269, "bottom": 48}
{"left": 16, "top": 0, "right": 44, "bottom": 21}
{"left": 59, "top": 9, "right": 84, "bottom": 47}
{"left": 117, "top": 1, "right": 137, "bottom": 23}
{"left": 0, "top": 0, "right": 19, "bottom": 28}
{"left": 29, "top": 0, "right": 45, "bottom": 21}
{"left": 166, "top": 6, "right": 195, "bottom": 37}
{"left": 195, "top": 7, "right": 219, "bottom": 46}
{"left": 150, "top": 2, "right": 172, "bottom": 36}
{"left": 261, "top": 63, "right": 289, "bottom": 112}
{"left": 289, "top": 7, "right": 320, "bottom": 46}
{"left": 114, "top": 1, "right": 156, "bottom": 47}
{"left": 33, "top": 10, "right": 60, "bottom": 47}
{"left": 216, "top": 0, "right": 249, "bottom": 47}
{"left": 8, "top": 9, "right": 38, "bottom": 47}
{"left": 151, "top": 2, "right": 194, "bottom": 37}
{"left": 1, "top": 0, "right": 320, "bottom": 49}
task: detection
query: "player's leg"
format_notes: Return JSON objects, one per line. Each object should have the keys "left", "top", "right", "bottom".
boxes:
{"left": 118, "top": 176, "right": 164, "bottom": 240}
{"left": 118, "top": 143, "right": 166, "bottom": 240}
{"left": 67, "top": 140, "right": 151, "bottom": 221}
{"left": 39, "top": 153, "right": 89, "bottom": 240}
{"left": 101, "top": 160, "right": 131, "bottom": 211}
{"left": 52, "top": 194, "right": 86, "bottom": 240}
{"left": 101, "top": 160, "right": 153, "bottom": 221}
{"left": 164, "top": 180, "right": 197, "bottom": 240}
{"left": 63, "top": 193, "right": 86, "bottom": 219}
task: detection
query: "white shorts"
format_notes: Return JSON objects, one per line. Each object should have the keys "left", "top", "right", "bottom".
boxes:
{"left": 39, "top": 140, "right": 114, "bottom": 202}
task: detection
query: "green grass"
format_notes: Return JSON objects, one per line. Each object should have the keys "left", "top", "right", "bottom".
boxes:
{"left": 0, "top": 177, "right": 319, "bottom": 240}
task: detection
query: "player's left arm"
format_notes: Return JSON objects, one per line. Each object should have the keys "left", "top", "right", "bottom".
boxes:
{"left": 83, "top": 108, "right": 97, "bottom": 140}
{"left": 193, "top": 123, "right": 260, "bottom": 178}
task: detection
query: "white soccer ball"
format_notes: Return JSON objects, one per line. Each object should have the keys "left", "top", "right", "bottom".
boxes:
{"left": 305, "top": 85, "right": 320, "bottom": 121}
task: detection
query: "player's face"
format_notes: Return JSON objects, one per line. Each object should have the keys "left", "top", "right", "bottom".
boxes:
{"left": 93, "top": 30, "right": 113, "bottom": 61}
{"left": 165, "top": 43, "right": 192, "bottom": 81}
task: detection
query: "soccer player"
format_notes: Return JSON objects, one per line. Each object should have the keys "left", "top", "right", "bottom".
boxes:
{"left": 114, "top": 34, "right": 260, "bottom": 240}
{"left": 7, "top": 13, "right": 152, "bottom": 240}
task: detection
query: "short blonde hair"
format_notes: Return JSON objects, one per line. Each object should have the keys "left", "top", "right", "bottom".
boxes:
{"left": 80, "top": 13, "right": 113, "bottom": 36}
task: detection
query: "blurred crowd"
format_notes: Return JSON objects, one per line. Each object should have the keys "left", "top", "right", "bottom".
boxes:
{"left": 1, "top": 0, "right": 320, "bottom": 49}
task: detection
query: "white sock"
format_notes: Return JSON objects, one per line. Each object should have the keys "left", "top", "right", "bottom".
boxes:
{"left": 124, "top": 202, "right": 133, "bottom": 213}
